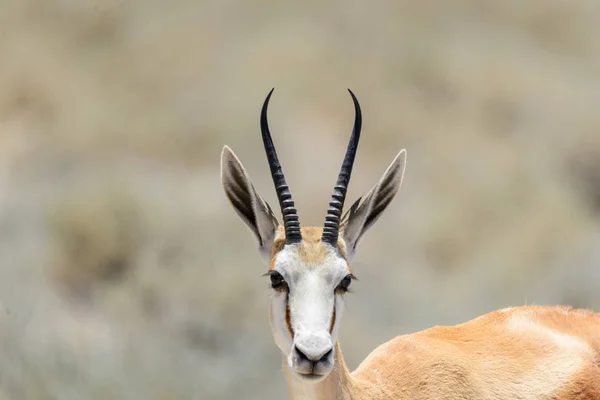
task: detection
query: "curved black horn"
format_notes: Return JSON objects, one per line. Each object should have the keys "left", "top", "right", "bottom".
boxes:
{"left": 260, "top": 88, "right": 302, "bottom": 244}
{"left": 321, "top": 89, "right": 362, "bottom": 246}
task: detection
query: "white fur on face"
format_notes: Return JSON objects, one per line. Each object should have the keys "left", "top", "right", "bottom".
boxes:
{"left": 268, "top": 246, "right": 350, "bottom": 376}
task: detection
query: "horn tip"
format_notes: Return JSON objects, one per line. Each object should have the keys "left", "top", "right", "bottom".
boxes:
{"left": 348, "top": 89, "right": 360, "bottom": 107}
{"left": 263, "top": 88, "right": 275, "bottom": 108}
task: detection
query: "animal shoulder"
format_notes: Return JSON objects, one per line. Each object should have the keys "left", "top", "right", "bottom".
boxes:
{"left": 351, "top": 306, "right": 600, "bottom": 399}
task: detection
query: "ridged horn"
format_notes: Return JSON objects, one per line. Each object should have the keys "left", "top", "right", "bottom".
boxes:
{"left": 260, "top": 88, "right": 302, "bottom": 244}
{"left": 321, "top": 89, "right": 362, "bottom": 246}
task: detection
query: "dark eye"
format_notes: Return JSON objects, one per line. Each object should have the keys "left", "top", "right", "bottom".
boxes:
{"left": 269, "top": 271, "right": 286, "bottom": 289}
{"left": 337, "top": 274, "right": 353, "bottom": 293}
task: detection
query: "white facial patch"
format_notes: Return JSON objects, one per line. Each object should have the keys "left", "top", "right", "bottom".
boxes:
{"left": 267, "top": 246, "right": 350, "bottom": 363}
{"left": 270, "top": 290, "right": 293, "bottom": 355}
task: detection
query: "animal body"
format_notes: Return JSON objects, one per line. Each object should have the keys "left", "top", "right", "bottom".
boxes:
{"left": 220, "top": 89, "right": 600, "bottom": 399}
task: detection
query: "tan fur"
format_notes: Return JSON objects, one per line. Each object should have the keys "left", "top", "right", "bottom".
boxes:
{"left": 269, "top": 227, "right": 351, "bottom": 272}
{"left": 282, "top": 305, "right": 600, "bottom": 400}
{"left": 269, "top": 226, "right": 287, "bottom": 265}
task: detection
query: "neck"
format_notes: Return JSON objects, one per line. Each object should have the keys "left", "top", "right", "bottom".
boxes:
{"left": 283, "top": 342, "right": 357, "bottom": 400}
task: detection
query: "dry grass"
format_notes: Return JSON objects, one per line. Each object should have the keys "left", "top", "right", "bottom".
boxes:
{"left": 47, "top": 182, "right": 143, "bottom": 300}
{"left": 0, "top": 0, "right": 599, "bottom": 399}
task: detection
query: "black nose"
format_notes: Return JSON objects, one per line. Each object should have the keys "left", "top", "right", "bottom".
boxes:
{"left": 293, "top": 345, "right": 332, "bottom": 364}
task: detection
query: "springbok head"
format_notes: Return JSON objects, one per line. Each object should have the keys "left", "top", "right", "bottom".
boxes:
{"left": 220, "top": 89, "right": 407, "bottom": 381}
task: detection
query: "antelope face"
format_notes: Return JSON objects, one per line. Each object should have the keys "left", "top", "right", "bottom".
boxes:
{"left": 221, "top": 89, "right": 406, "bottom": 381}
{"left": 267, "top": 228, "right": 354, "bottom": 380}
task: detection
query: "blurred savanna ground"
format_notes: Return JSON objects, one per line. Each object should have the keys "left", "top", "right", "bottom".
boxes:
{"left": 0, "top": 0, "right": 600, "bottom": 399}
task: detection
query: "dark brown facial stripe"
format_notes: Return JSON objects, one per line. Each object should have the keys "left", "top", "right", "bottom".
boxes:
{"left": 329, "top": 304, "right": 336, "bottom": 334}
{"left": 285, "top": 303, "right": 294, "bottom": 339}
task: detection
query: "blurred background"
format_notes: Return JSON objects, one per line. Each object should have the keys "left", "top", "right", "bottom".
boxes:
{"left": 0, "top": 0, "right": 599, "bottom": 399}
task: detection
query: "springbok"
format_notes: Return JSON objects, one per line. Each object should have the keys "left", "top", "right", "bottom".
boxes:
{"left": 220, "top": 89, "right": 600, "bottom": 399}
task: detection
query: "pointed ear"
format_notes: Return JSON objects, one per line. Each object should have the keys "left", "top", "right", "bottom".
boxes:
{"left": 340, "top": 150, "right": 407, "bottom": 261}
{"left": 221, "top": 146, "right": 280, "bottom": 262}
